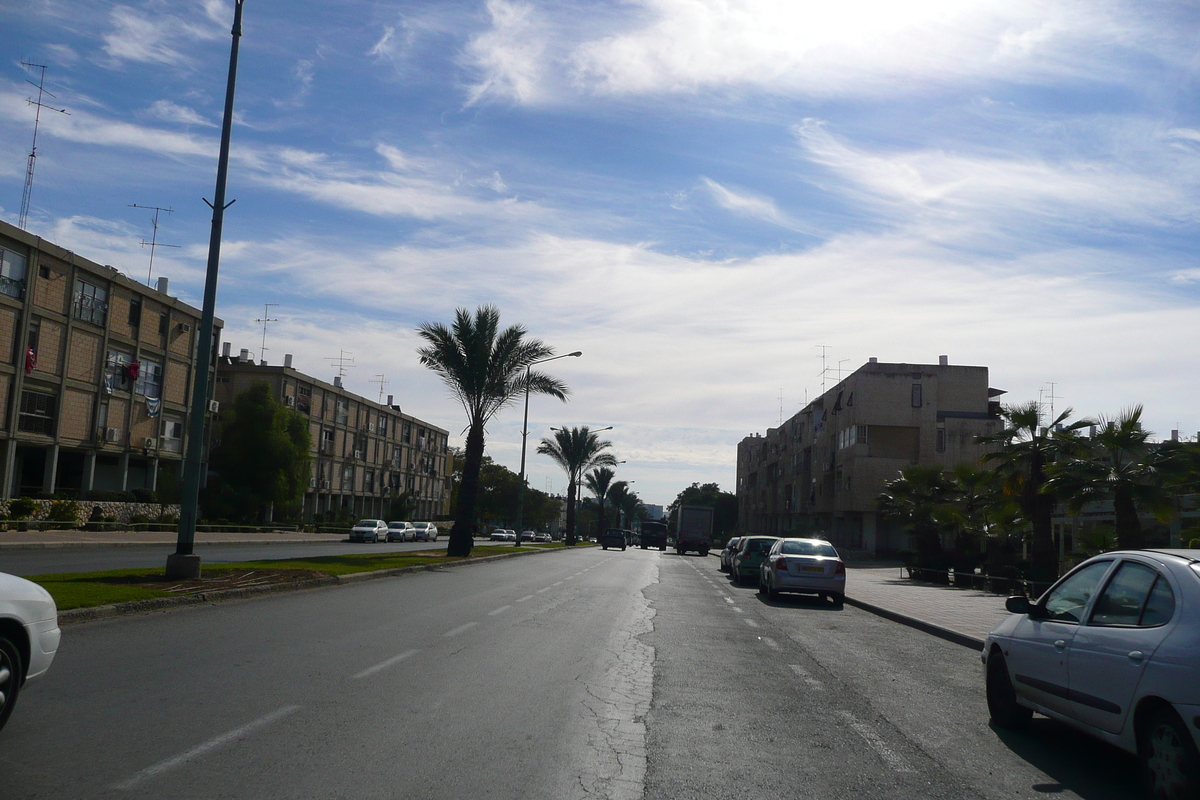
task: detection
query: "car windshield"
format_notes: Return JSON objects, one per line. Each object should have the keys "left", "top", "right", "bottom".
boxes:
{"left": 745, "top": 538, "right": 775, "bottom": 552}
{"left": 354, "top": 520, "right": 376, "bottom": 527}
{"left": 781, "top": 541, "right": 837, "bottom": 557}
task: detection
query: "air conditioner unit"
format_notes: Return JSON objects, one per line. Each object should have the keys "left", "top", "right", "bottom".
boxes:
{"left": 144, "top": 437, "right": 156, "bottom": 449}
{"left": 105, "top": 427, "right": 120, "bottom": 442}
{"left": 320, "top": 480, "right": 331, "bottom": 490}
{"left": 284, "top": 395, "right": 295, "bottom": 407}
{"left": 368, "top": 423, "right": 375, "bottom": 433}
{"left": 308, "top": 477, "right": 316, "bottom": 488}
{"left": 353, "top": 450, "right": 363, "bottom": 459}
{"left": 208, "top": 400, "right": 220, "bottom": 413}
{"left": 177, "top": 323, "right": 192, "bottom": 333}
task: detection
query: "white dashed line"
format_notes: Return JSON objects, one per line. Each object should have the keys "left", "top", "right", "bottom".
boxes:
{"left": 761, "top": 636, "right": 780, "bottom": 650}
{"left": 517, "top": 594, "right": 534, "bottom": 602}
{"left": 443, "top": 622, "right": 478, "bottom": 638}
{"left": 744, "top": 619, "right": 760, "bottom": 628}
{"left": 838, "top": 711, "right": 915, "bottom": 773}
{"left": 114, "top": 705, "right": 300, "bottom": 789}
{"left": 553, "top": 581, "right": 564, "bottom": 586}
{"left": 537, "top": 587, "right": 550, "bottom": 593}
{"left": 724, "top": 597, "right": 735, "bottom": 604}
{"left": 789, "top": 664, "right": 825, "bottom": 691}
{"left": 354, "top": 649, "right": 419, "bottom": 679}
{"left": 732, "top": 607, "right": 743, "bottom": 613}
{"left": 488, "top": 605, "right": 512, "bottom": 616}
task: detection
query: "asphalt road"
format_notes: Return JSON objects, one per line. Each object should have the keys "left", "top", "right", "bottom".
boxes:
{"left": 0, "top": 539, "right": 524, "bottom": 576}
{"left": 1, "top": 549, "right": 1148, "bottom": 799}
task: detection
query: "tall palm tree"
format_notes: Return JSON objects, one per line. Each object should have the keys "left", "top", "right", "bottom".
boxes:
{"left": 417, "top": 305, "right": 568, "bottom": 556}
{"left": 977, "top": 401, "right": 1091, "bottom": 582}
{"left": 585, "top": 466, "right": 617, "bottom": 538}
{"left": 1046, "top": 406, "right": 1176, "bottom": 550}
{"left": 537, "top": 426, "right": 616, "bottom": 546}
{"left": 607, "top": 480, "right": 635, "bottom": 528}
{"left": 875, "top": 464, "right": 957, "bottom": 564}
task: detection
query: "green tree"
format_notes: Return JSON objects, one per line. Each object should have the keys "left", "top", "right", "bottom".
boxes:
{"left": 608, "top": 481, "right": 642, "bottom": 528}
{"left": 978, "top": 401, "right": 1091, "bottom": 582}
{"left": 667, "top": 482, "right": 738, "bottom": 538}
{"left": 206, "top": 382, "right": 311, "bottom": 522}
{"left": 875, "top": 465, "right": 956, "bottom": 564}
{"left": 584, "top": 466, "right": 617, "bottom": 537}
{"left": 944, "top": 463, "right": 1006, "bottom": 567}
{"left": 537, "top": 426, "right": 616, "bottom": 546}
{"left": 417, "top": 306, "right": 568, "bottom": 556}
{"left": 1045, "top": 406, "right": 1177, "bottom": 550}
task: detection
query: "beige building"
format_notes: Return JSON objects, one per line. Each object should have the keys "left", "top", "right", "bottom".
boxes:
{"left": 0, "top": 218, "right": 219, "bottom": 499}
{"left": 213, "top": 350, "right": 452, "bottom": 521}
{"left": 737, "top": 356, "right": 1004, "bottom": 555}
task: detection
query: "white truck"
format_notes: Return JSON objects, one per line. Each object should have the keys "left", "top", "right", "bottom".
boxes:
{"left": 674, "top": 505, "right": 714, "bottom": 556}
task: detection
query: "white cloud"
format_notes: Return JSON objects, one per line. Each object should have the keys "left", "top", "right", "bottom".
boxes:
{"left": 44, "top": 43, "right": 81, "bottom": 66}
{"left": 463, "top": 0, "right": 553, "bottom": 106}
{"left": 100, "top": 4, "right": 222, "bottom": 67}
{"left": 146, "top": 99, "right": 215, "bottom": 127}
{"left": 702, "top": 177, "right": 792, "bottom": 228}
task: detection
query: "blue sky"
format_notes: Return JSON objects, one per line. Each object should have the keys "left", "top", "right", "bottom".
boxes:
{"left": 4, "top": 0, "right": 1200, "bottom": 508}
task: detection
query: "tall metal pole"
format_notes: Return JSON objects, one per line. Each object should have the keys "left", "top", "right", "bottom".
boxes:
{"left": 514, "top": 351, "right": 581, "bottom": 546}
{"left": 168, "top": 0, "right": 245, "bottom": 579}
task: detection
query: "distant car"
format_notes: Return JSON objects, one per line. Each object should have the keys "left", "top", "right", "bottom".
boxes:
{"left": 520, "top": 530, "right": 536, "bottom": 542}
{"left": 757, "top": 538, "right": 846, "bottom": 604}
{"left": 720, "top": 537, "right": 742, "bottom": 572}
{"left": 489, "top": 529, "right": 508, "bottom": 541}
{"left": 730, "top": 536, "right": 778, "bottom": 585}
{"left": 412, "top": 522, "right": 439, "bottom": 542}
{"left": 534, "top": 532, "right": 552, "bottom": 543}
{"left": 386, "top": 521, "right": 415, "bottom": 542}
{"left": 600, "top": 529, "right": 627, "bottom": 551}
{"left": 0, "top": 571, "right": 61, "bottom": 732}
{"left": 983, "top": 549, "right": 1200, "bottom": 800}
{"left": 351, "top": 519, "right": 388, "bottom": 543}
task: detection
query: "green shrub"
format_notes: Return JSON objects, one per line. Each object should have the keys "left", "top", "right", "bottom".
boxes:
{"left": 45, "top": 500, "right": 79, "bottom": 523}
{"left": 1188, "top": 537, "right": 1200, "bottom": 549}
{"left": 131, "top": 489, "right": 158, "bottom": 504}
{"left": 9, "top": 497, "right": 37, "bottom": 520}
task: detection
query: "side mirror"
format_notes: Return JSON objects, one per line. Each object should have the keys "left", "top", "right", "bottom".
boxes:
{"left": 1005, "top": 595, "right": 1032, "bottom": 615}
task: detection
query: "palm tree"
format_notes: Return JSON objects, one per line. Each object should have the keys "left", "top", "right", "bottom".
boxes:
{"left": 977, "top": 401, "right": 1092, "bottom": 582}
{"left": 608, "top": 481, "right": 639, "bottom": 528}
{"left": 585, "top": 466, "right": 617, "bottom": 538}
{"left": 1045, "top": 406, "right": 1176, "bottom": 550}
{"left": 875, "top": 464, "right": 957, "bottom": 565}
{"left": 417, "top": 305, "right": 568, "bottom": 556}
{"left": 537, "top": 426, "right": 616, "bottom": 546}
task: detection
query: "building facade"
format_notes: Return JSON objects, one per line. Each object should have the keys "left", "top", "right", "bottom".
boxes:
{"left": 737, "top": 356, "right": 1003, "bottom": 555}
{"left": 213, "top": 351, "right": 452, "bottom": 521}
{"left": 0, "top": 219, "right": 219, "bottom": 499}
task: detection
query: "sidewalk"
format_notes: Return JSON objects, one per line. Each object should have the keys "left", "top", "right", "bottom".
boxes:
{"left": 0, "top": 529, "right": 348, "bottom": 549}
{"left": 846, "top": 563, "right": 1013, "bottom": 651}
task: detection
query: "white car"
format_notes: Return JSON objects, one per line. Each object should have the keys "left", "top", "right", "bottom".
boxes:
{"left": 984, "top": 549, "right": 1200, "bottom": 799}
{"left": 534, "top": 533, "right": 552, "bottom": 543}
{"left": 412, "top": 522, "right": 439, "bottom": 542}
{"left": 0, "top": 571, "right": 60, "bottom": 733}
{"left": 350, "top": 520, "right": 388, "bottom": 543}
{"left": 489, "top": 529, "right": 508, "bottom": 542}
{"left": 387, "top": 522, "right": 415, "bottom": 542}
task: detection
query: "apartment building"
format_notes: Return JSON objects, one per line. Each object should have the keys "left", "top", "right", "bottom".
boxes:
{"left": 213, "top": 349, "right": 452, "bottom": 521}
{"left": 737, "top": 356, "right": 1003, "bottom": 555}
{"left": 0, "top": 218, "right": 219, "bottom": 499}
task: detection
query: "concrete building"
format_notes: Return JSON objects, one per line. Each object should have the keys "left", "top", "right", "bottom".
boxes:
{"left": 0, "top": 218, "right": 219, "bottom": 499}
{"left": 737, "top": 356, "right": 1003, "bottom": 555}
{"left": 213, "top": 350, "right": 452, "bottom": 521}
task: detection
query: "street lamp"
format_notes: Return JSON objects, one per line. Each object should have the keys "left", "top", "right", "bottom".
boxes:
{"left": 515, "top": 351, "right": 582, "bottom": 546}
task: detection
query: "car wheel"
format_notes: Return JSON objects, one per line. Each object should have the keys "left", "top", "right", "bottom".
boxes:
{"left": 730, "top": 569, "right": 740, "bottom": 586}
{"left": 767, "top": 576, "right": 780, "bottom": 601}
{"left": 831, "top": 592, "right": 844, "bottom": 606}
{"left": 641, "top": 544, "right": 647, "bottom": 549}
{"left": 660, "top": 545, "right": 666, "bottom": 551}
{"left": 986, "top": 650, "right": 1032, "bottom": 731}
{"left": 1140, "top": 707, "right": 1200, "bottom": 800}
{"left": 0, "top": 635, "right": 22, "bottom": 733}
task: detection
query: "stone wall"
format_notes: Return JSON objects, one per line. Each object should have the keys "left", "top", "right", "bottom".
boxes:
{"left": 0, "top": 499, "right": 180, "bottom": 525}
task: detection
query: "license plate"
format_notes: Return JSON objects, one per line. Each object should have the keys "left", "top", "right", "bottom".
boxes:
{"left": 801, "top": 565, "right": 824, "bottom": 573}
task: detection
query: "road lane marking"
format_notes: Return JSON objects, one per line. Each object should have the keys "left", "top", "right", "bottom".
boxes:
{"left": 761, "top": 636, "right": 780, "bottom": 650}
{"left": 744, "top": 619, "right": 760, "bottom": 628}
{"left": 488, "top": 605, "right": 512, "bottom": 616}
{"left": 789, "top": 664, "right": 825, "bottom": 691}
{"left": 114, "top": 705, "right": 300, "bottom": 790}
{"left": 517, "top": 594, "right": 534, "bottom": 602}
{"left": 354, "top": 649, "right": 419, "bottom": 679}
{"left": 537, "top": 587, "right": 550, "bottom": 593}
{"left": 732, "top": 607, "right": 743, "bottom": 613}
{"left": 724, "top": 597, "right": 734, "bottom": 604}
{"left": 553, "top": 581, "right": 564, "bottom": 586}
{"left": 838, "top": 711, "right": 915, "bottom": 773}
{"left": 443, "top": 622, "right": 478, "bottom": 637}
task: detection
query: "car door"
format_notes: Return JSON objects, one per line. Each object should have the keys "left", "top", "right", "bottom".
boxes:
{"left": 1067, "top": 558, "right": 1177, "bottom": 734}
{"left": 1005, "top": 560, "right": 1114, "bottom": 717}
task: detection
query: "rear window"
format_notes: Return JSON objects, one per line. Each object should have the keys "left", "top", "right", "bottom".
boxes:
{"left": 745, "top": 538, "right": 775, "bottom": 553}
{"left": 781, "top": 541, "right": 837, "bottom": 557}
{"left": 355, "top": 520, "right": 376, "bottom": 527}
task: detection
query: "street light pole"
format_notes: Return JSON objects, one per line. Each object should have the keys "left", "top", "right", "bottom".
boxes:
{"left": 168, "top": 0, "right": 246, "bottom": 580}
{"left": 515, "top": 351, "right": 582, "bottom": 546}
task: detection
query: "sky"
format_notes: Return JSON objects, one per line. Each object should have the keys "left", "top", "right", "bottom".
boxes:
{"left": 3, "top": 0, "right": 1200, "bottom": 509}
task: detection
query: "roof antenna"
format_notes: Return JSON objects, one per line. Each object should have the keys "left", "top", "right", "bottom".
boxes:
{"left": 18, "top": 61, "right": 69, "bottom": 229}
{"left": 129, "top": 204, "right": 178, "bottom": 284}
{"left": 324, "top": 349, "right": 355, "bottom": 379}
{"left": 369, "top": 374, "right": 389, "bottom": 404}
{"left": 254, "top": 303, "right": 279, "bottom": 363}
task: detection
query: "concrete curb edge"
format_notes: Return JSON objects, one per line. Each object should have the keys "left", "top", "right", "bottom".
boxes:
{"left": 844, "top": 595, "right": 986, "bottom": 651}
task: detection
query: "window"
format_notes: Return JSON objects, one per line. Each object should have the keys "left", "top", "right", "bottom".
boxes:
{"left": 341, "top": 464, "right": 354, "bottom": 490}
{"left": 402, "top": 423, "right": 411, "bottom": 443}
{"left": 1090, "top": 562, "right": 1175, "bottom": 627}
{"left": 335, "top": 399, "right": 349, "bottom": 425}
{"left": 0, "top": 246, "right": 27, "bottom": 299}
{"left": 297, "top": 384, "right": 312, "bottom": 414}
{"left": 73, "top": 278, "right": 108, "bottom": 325}
{"left": 837, "top": 425, "right": 867, "bottom": 450}
{"left": 936, "top": 427, "right": 946, "bottom": 453}
{"left": 104, "top": 349, "right": 134, "bottom": 393}
{"left": 24, "top": 319, "right": 40, "bottom": 372}
{"left": 18, "top": 390, "right": 56, "bottom": 435}
{"left": 320, "top": 428, "right": 335, "bottom": 454}
{"left": 364, "top": 469, "right": 375, "bottom": 493}
{"left": 161, "top": 417, "right": 184, "bottom": 453}
{"left": 1043, "top": 561, "right": 1112, "bottom": 623}
{"left": 135, "top": 359, "right": 163, "bottom": 398}
{"left": 378, "top": 415, "right": 388, "bottom": 438}
{"left": 158, "top": 313, "right": 169, "bottom": 336}
{"left": 911, "top": 383, "right": 923, "bottom": 408}
{"left": 129, "top": 297, "right": 142, "bottom": 327}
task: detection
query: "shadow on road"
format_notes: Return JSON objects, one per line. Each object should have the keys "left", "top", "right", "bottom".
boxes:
{"left": 991, "top": 718, "right": 1145, "bottom": 799}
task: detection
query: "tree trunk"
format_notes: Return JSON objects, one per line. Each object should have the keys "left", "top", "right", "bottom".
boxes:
{"left": 1027, "top": 490, "right": 1058, "bottom": 584}
{"left": 1113, "top": 489, "right": 1143, "bottom": 550}
{"left": 448, "top": 423, "right": 483, "bottom": 557}
{"left": 564, "top": 479, "right": 577, "bottom": 547}
{"left": 597, "top": 499, "right": 606, "bottom": 540}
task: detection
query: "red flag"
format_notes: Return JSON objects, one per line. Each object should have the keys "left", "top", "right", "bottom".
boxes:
{"left": 126, "top": 360, "right": 141, "bottom": 381}
{"left": 25, "top": 346, "right": 36, "bottom": 374}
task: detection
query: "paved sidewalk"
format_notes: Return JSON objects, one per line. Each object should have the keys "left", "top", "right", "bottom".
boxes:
{"left": 0, "top": 529, "right": 348, "bottom": 549}
{"left": 846, "top": 563, "right": 1013, "bottom": 650}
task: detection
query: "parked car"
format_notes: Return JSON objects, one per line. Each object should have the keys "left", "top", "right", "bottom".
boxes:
{"left": 730, "top": 536, "right": 778, "bottom": 585}
{"left": 534, "top": 532, "right": 552, "bottom": 543}
{"left": 387, "top": 521, "right": 415, "bottom": 542}
{"left": 489, "top": 529, "right": 509, "bottom": 542}
{"left": 412, "top": 522, "right": 439, "bottom": 542}
{"left": 720, "top": 537, "right": 742, "bottom": 572}
{"left": 0, "top": 571, "right": 61, "bottom": 732}
{"left": 520, "top": 530, "right": 536, "bottom": 542}
{"left": 983, "top": 549, "right": 1200, "bottom": 800}
{"left": 757, "top": 538, "right": 846, "bottom": 604}
{"left": 600, "top": 529, "right": 627, "bottom": 551}
{"left": 350, "top": 519, "right": 388, "bottom": 543}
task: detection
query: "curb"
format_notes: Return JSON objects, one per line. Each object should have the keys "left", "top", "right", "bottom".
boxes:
{"left": 58, "top": 545, "right": 578, "bottom": 625}
{"left": 844, "top": 596, "right": 985, "bottom": 651}
{"left": 0, "top": 537, "right": 347, "bottom": 550}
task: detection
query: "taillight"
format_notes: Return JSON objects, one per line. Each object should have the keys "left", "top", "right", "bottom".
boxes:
{"left": 776, "top": 558, "right": 789, "bottom": 571}
{"left": 834, "top": 560, "right": 845, "bottom": 575}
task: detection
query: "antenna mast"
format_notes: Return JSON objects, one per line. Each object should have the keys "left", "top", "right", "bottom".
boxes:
{"left": 129, "top": 204, "right": 179, "bottom": 284}
{"left": 816, "top": 345, "right": 831, "bottom": 395}
{"left": 18, "top": 62, "right": 69, "bottom": 230}
{"left": 324, "top": 350, "right": 355, "bottom": 379}
{"left": 254, "top": 303, "right": 279, "bottom": 363}
{"left": 369, "top": 374, "right": 389, "bottom": 404}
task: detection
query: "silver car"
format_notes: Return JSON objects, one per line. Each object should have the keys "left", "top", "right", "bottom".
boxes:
{"left": 0, "top": 571, "right": 61, "bottom": 732}
{"left": 757, "top": 537, "right": 846, "bottom": 604}
{"left": 350, "top": 519, "right": 388, "bottom": 543}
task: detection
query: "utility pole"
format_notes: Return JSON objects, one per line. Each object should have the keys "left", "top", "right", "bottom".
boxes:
{"left": 18, "top": 62, "right": 68, "bottom": 230}
{"left": 170, "top": 0, "right": 247, "bottom": 580}
{"left": 254, "top": 303, "right": 278, "bottom": 363}
{"left": 129, "top": 204, "right": 179, "bottom": 284}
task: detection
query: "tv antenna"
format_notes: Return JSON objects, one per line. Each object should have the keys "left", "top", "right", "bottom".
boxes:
{"left": 778, "top": 388, "right": 784, "bottom": 426}
{"left": 1044, "top": 381, "right": 1060, "bottom": 421}
{"left": 325, "top": 350, "right": 355, "bottom": 378}
{"left": 254, "top": 303, "right": 279, "bottom": 363}
{"left": 369, "top": 374, "right": 389, "bottom": 404}
{"left": 129, "top": 204, "right": 179, "bottom": 284}
{"left": 816, "top": 345, "right": 831, "bottom": 394}
{"left": 18, "top": 61, "right": 69, "bottom": 230}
